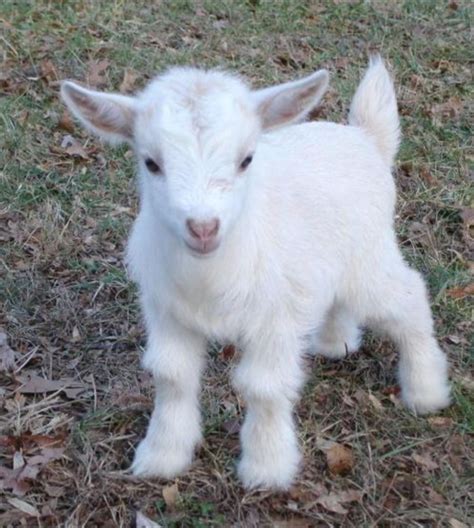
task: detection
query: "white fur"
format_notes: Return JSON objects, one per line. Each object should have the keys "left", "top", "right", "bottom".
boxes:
{"left": 61, "top": 56, "right": 450, "bottom": 490}
{"left": 348, "top": 55, "right": 400, "bottom": 167}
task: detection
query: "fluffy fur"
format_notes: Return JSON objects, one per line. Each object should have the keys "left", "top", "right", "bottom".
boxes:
{"left": 61, "top": 56, "right": 450, "bottom": 490}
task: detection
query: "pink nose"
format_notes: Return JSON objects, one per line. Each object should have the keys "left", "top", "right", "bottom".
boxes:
{"left": 186, "top": 218, "right": 220, "bottom": 241}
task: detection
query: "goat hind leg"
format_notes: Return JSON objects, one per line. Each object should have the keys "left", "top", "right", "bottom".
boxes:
{"left": 367, "top": 262, "right": 450, "bottom": 415}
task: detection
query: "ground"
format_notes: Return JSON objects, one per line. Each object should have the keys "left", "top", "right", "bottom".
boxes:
{"left": 0, "top": 1, "right": 472, "bottom": 527}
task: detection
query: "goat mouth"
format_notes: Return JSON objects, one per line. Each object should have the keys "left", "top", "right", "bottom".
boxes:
{"left": 185, "top": 240, "right": 220, "bottom": 257}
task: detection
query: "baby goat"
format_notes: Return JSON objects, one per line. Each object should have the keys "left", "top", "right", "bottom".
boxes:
{"left": 61, "top": 56, "right": 450, "bottom": 489}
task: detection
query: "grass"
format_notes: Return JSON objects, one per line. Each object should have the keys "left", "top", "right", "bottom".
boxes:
{"left": 1, "top": 0, "right": 472, "bottom": 526}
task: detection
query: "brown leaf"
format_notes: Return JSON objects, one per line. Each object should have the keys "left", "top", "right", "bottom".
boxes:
{"left": 0, "top": 330, "right": 17, "bottom": 372}
{"left": 326, "top": 444, "right": 354, "bottom": 475}
{"left": 419, "top": 166, "right": 437, "bottom": 186}
{"left": 162, "top": 483, "right": 179, "bottom": 510}
{"left": 57, "top": 111, "right": 75, "bottom": 133}
{"left": 22, "top": 432, "right": 67, "bottom": 449}
{"left": 412, "top": 452, "right": 439, "bottom": 471}
{"left": 428, "top": 488, "right": 445, "bottom": 504}
{"left": 460, "top": 208, "right": 474, "bottom": 250}
{"left": 16, "top": 371, "right": 89, "bottom": 398}
{"left": 383, "top": 385, "right": 401, "bottom": 396}
{"left": 222, "top": 417, "right": 240, "bottom": 435}
{"left": 60, "top": 134, "right": 89, "bottom": 159}
{"left": 40, "top": 59, "right": 58, "bottom": 84}
{"left": 407, "top": 221, "right": 432, "bottom": 248}
{"left": 120, "top": 69, "right": 139, "bottom": 93}
{"left": 430, "top": 97, "right": 463, "bottom": 124}
{"left": 86, "top": 59, "right": 110, "bottom": 88}
{"left": 316, "top": 489, "right": 362, "bottom": 514}
{"left": 28, "top": 447, "right": 65, "bottom": 466}
{"left": 289, "top": 482, "right": 327, "bottom": 503}
{"left": 0, "top": 435, "right": 16, "bottom": 448}
{"left": 446, "top": 283, "right": 474, "bottom": 299}
{"left": 44, "top": 483, "right": 65, "bottom": 498}
{"left": 0, "top": 464, "right": 40, "bottom": 496}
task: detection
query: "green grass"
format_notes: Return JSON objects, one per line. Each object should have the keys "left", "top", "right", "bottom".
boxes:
{"left": 1, "top": 1, "right": 472, "bottom": 526}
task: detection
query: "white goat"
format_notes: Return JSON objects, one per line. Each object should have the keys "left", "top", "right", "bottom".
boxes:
{"left": 61, "top": 56, "right": 450, "bottom": 489}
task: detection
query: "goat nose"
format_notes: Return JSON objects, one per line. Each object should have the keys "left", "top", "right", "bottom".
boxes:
{"left": 186, "top": 218, "right": 220, "bottom": 241}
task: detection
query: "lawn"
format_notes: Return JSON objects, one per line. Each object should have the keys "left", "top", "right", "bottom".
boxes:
{"left": 0, "top": 1, "right": 472, "bottom": 526}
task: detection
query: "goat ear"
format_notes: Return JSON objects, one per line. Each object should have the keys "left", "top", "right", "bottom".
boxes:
{"left": 60, "top": 81, "right": 137, "bottom": 144}
{"left": 253, "top": 69, "right": 329, "bottom": 130}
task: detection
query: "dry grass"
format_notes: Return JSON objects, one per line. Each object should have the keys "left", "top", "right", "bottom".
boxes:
{"left": 1, "top": 1, "right": 472, "bottom": 526}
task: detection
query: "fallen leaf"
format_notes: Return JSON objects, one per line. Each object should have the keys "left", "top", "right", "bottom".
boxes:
{"left": 60, "top": 134, "right": 89, "bottom": 159}
{"left": 57, "top": 111, "right": 75, "bottom": 133}
{"left": 7, "top": 497, "right": 40, "bottom": 517}
{"left": 368, "top": 391, "right": 383, "bottom": 411}
{"left": 316, "top": 438, "right": 354, "bottom": 475}
{"left": 289, "top": 482, "right": 327, "bottom": 503}
{"left": 136, "top": 511, "right": 163, "bottom": 528}
{"left": 445, "top": 283, "right": 474, "bottom": 299}
{"left": 412, "top": 452, "right": 439, "bottom": 471}
{"left": 340, "top": 393, "right": 354, "bottom": 407}
{"left": 120, "top": 69, "right": 139, "bottom": 93}
{"left": 28, "top": 447, "right": 65, "bottom": 466}
{"left": 28, "top": 432, "right": 66, "bottom": 449}
{"left": 40, "top": 59, "right": 57, "bottom": 84}
{"left": 1, "top": 431, "right": 66, "bottom": 451}
{"left": 334, "top": 57, "right": 350, "bottom": 70}
{"left": 316, "top": 489, "right": 362, "bottom": 514}
{"left": 222, "top": 417, "right": 240, "bottom": 435}
{"left": 13, "top": 451, "right": 24, "bottom": 470}
{"left": 0, "top": 436, "right": 15, "bottom": 448}
{"left": 430, "top": 97, "right": 463, "bottom": 124}
{"left": 418, "top": 166, "right": 437, "bottom": 186}
{"left": 71, "top": 326, "right": 81, "bottom": 342}
{"left": 428, "top": 488, "right": 445, "bottom": 504}
{"left": 460, "top": 207, "right": 474, "bottom": 249}
{"left": 16, "top": 371, "right": 89, "bottom": 398}
{"left": 407, "top": 221, "right": 432, "bottom": 248}
{"left": 87, "top": 59, "right": 110, "bottom": 88}
{"left": 446, "top": 335, "right": 462, "bottom": 344}
{"left": 0, "top": 330, "right": 17, "bottom": 371}
{"left": 0, "top": 464, "right": 40, "bottom": 496}
{"left": 389, "top": 392, "right": 402, "bottom": 407}
{"left": 449, "top": 520, "right": 468, "bottom": 528}
{"left": 162, "top": 483, "right": 179, "bottom": 510}
{"left": 410, "top": 74, "right": 424, "bottom": 89}
{"left": 428, "top": 416, "right": 454, "bottom": 428}
{"left": 44, "top": 483, "right": 65, "bottom": 497}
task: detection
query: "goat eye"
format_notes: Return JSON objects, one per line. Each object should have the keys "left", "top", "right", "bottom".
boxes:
{"left": 145, "top": 158, "right": 161, "bottom": 174}
{"left": 239, "top": 154, "right": 253, "bottom": 171}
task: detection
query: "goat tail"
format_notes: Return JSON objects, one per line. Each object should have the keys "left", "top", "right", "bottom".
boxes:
{"left": 348, "top": 55, "right": 400, "bottom": 167}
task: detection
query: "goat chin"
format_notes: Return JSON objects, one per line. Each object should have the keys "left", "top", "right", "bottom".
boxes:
{"left": 61, "top": 56, "right": 451, "bottom": 490}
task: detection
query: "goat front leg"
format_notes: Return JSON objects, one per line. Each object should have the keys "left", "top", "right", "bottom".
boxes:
{"left": 132, "top": 306, "right": 206, "bottom": 479}
{"left": 233, "top": 327, "right": 305, "bottom": 490}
